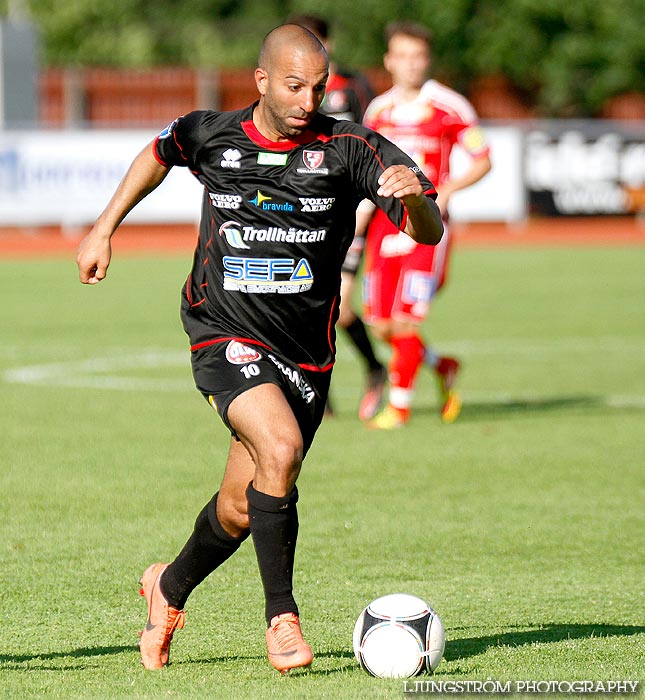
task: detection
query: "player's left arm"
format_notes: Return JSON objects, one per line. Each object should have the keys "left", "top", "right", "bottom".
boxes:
{"left": 435, "top": 153, "right": 491, "bottom": 217}
{"left": 436, "top": 123, "right": 492, "bottom": 217}
{"left": 376, "top": 164, "right": 443, "bottom": 245}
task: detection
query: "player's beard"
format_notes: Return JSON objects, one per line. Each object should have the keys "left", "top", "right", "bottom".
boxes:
{"left": 263, "top": 93, "right": 312, "bottom": 140}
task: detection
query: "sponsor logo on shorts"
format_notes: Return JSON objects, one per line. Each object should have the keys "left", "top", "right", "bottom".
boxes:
{"left": 298, "top": 196, "right": 335, "bottom": 212}
{"left": 402, "top": 270, "right": 434, "bottom": 305}
{"left": 225, "top": 340, "right": 262, "bottom": 364}
{"left": 267, "top": 353, "right": 315, "bottom": 404}
{"left": 297, "top": 150, "right": 328, "bottom": 175}
{"left": 220, "top": 148, "right": 242, "bottom": 169}
{"left": 248, "top": 190, "right": 294, "bottom": 212}
{"left": 223, "top": 256, "right": 314, "bottom": 294}
{"left": 209, "top": 192, "right": 243, "bottom": 210}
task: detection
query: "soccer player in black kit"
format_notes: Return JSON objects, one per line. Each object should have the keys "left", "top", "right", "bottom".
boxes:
{"left": 76, "top": 24, "right": 443, "bottom": 674}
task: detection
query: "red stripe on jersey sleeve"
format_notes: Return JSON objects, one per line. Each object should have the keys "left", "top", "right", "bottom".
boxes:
{"left": 151, "top": 137, "right": 170, "bottom": 166}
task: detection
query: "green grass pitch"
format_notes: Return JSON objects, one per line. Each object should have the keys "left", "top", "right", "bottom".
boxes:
{"left": 1, "top": 243, "right": 643, "bottom": 699}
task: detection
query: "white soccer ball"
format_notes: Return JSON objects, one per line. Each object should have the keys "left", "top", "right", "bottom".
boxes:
{"left": 353, "top": 593, "right": 445, "bottom": 679}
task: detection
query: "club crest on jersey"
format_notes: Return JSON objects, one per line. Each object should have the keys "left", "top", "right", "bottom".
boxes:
{"left": 225, "top": 340, "right": 262, "bottom": 365}
{"left": 298, "top": 150, "right": 328, "bottom": 175}
{"left": 303, "top": 150, "right": 324, "bottom": 169}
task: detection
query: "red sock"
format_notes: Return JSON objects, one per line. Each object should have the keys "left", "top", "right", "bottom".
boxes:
{"left": 389, "top": 334, "right": 426, "bottom": 394}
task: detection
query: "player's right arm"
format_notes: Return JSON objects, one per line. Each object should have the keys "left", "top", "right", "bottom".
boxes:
{"left": 76, "top": 142, "right": 171, "bottom": 284}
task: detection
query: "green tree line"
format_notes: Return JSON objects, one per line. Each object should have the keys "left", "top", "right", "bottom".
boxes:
{"left": 3, "top": 0, "right": 644, "bottom": 117}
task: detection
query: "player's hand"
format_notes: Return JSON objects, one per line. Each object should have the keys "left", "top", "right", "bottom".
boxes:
{"left": 376, "top": 165, "right": 423, "bottom": 200}
{"left": 76, "top": 229, "right": 112, "bottom": 284}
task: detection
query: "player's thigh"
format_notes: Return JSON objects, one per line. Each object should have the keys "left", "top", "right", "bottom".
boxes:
{"left": 390, "top": 245, "right": 439, "bottom": 323}
{"left": 363, "top": 255, "right": 402, "bottom": 323}
{"left": 227, "top": 382, "right": 304, "bottom": 473}
{"left": 192, "top": 337, "right": 328, "bottom": 457}
{"left": 191, "top": 339, "right": 282, "bottom": 433}
{"left": 216, "top": 392, "right": 302, "bottom": 526}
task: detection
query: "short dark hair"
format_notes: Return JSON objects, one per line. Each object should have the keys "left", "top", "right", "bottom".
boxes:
{"left": 384, "top": 21, "right": 432, "bottom": 47}
{"left": 287, "top": 14, "right": 329, "bottom": 41}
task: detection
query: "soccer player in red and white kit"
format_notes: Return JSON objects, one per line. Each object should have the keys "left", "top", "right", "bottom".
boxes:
{"left": 362, "top": 21, "right": 492, "bottom": 429}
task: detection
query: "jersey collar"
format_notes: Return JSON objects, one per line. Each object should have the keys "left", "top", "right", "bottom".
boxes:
{"left": 242, "top": 109, "right": 318, "bottom": 151}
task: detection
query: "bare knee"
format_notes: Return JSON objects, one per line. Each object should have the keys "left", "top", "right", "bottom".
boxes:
{"left": 217, "top": 489, "right": 250, "bottom": 537}
{"left": 370, "top": 322, "right": 392, "bottom": 343}
{"left": 391, "top": 320, "right": 420, "bottom": 338}
{"left": 226, "top": 384, "right": 304, "bottom": 497}
{"left": 254, "top": 434, "right": 303, "bottom": 496}
{"left": 338, "top": 302, "right": 356, "bottom": 329}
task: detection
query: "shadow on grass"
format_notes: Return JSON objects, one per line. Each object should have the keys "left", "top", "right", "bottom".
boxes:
{"left": 417, "top": 394, "right": 644, "bottom": 422}
{"left": 0, "top": 644, "right": 356, "bottom": 676}
{"left": 176, "top": 648, "right": 357, "bottom": 677}
{"left": 445, "top": 623, "right": 645, "bottom": 661}
{"left": 179, "top": 625, "right": 645, "bottom": 675}
{"left": 0, "top": 645, "right": 135, "bottom": 670}
{"left": 4, "top": 625, "right": 642, "bottom": 674}
{"left": 301, "top": 649, "right": 357, "bottom": 677}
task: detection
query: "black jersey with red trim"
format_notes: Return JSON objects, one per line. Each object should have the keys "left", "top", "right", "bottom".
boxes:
{"left": 154, "top": 104, "right": 436, "bottom": 370}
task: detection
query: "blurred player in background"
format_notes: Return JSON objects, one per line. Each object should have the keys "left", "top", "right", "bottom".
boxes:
{"left": 290, "top": 14, "right": 387, "bottom": 421}
{"left": 289, "top": 14, "right": 374, "bottom": 122}
{"left": 362, "top": 21, "right": 492, "bottom": 429}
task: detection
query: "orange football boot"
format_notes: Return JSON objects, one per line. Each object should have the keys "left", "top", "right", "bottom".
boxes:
{"left": 367, "top": 404, "right": 410, "bottom": 430}
{"left": 358, "top": 366, "right": 388, "bottom": 421}
{"left": 265, "top": 613, "right": 313, "bottom": 674}
{"left": 138, "top": 563, "right": 185, "bottom": 669}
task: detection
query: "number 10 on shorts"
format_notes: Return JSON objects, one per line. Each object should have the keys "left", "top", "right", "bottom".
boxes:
{"left": 240, "top": 364, "right": 261, "bottom": 379}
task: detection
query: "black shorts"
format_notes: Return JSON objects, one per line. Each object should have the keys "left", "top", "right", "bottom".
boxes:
{"left": 190, "top": 339, "right": 332, "bottom": 456}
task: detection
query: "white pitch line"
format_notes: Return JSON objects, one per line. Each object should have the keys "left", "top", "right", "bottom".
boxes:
{"left": 2, "top": 349, "right": 192, "bottom": 392}
{"left": 2, "top": 341, "right": 645, "bottom": 407}
{"left": 604, "top": 395, "right": 645, "bottom": 409}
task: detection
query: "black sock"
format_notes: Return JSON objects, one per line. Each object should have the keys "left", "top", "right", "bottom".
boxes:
{"left": 160, "top": 493, "right": 249, "bottom": 609}
{"left": 344, "top": 316, "right": 383, "bottom": 372}
{"left": 246, "top": 483, "right": 299, "bottom": 626}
